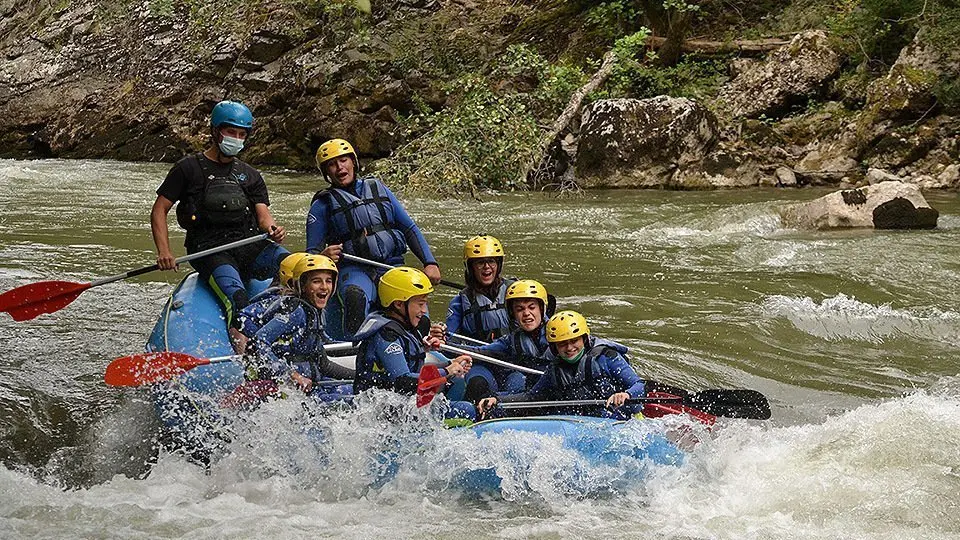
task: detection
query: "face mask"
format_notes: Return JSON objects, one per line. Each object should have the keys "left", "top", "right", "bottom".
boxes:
{"left": 560, "top": 346, "right": 585, "bottom": 364}
{"left": 219, "top": 136, "right": 245, "bottom": 156}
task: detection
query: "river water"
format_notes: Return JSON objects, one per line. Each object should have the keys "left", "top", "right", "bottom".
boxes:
{"left": 1, "top": 159, "right": 959, "bottom": 538}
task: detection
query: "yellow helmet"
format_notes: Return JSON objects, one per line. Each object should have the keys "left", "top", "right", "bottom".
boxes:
{"left": 463, "top": 235, "right": 504, "bottom": 260}
{"left": 505, "top": 280, "right": 548, "bottom": 306}
{"left": 293, "top": 254, "right": 339, "bottom": 291}
{"left": 545, "top": 310, "right": 590, "bottom": 343}
{"left": 378, "top": 266, "right": 434, "bottom": 307}
{"left": 315, "top": 138, "right": 357, "bottom": 170}
{"left": 278, "top": 252, "right": 310, "bottom": 288}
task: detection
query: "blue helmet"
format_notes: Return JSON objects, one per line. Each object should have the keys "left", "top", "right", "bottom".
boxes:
{"left": 210, "top": 101, "right": 254, "bottom": 131}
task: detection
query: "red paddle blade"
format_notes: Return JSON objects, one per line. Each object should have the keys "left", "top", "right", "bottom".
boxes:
{"left": 642, "top": 392, "right": 717, "bottom": 426}
{"left": 0, "top": 280, "right": 91, "bottom": 321}
{"left": 104, "top": 351, "right": 211, "bottom": 387}
{"left": 416, "top": 364, "right": 446, "bottom": 408}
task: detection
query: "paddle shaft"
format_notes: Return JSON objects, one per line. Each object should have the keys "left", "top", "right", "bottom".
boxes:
{"left": 90, "top": 233, "right": 270, "bottom": 287}
{"left": 449, "top": 333, "right": 488, "bottom": 346}
{"left": 190, "top": 341, "right": 359, "bottom": 365}
{"left": 499, "top": 397, "right": 681, "bottom": 409}
{"left": 440, "top": 343, "right": 544, "bottom": 376}
{"left": 340, "top": 253, "right": 465, "bottom": 290}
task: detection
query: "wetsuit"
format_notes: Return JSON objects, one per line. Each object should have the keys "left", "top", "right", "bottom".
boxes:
{"left": 462, "top": 325, "right": 553, "bottom": 400}
{"left": 305, "top": 177, "right": 437, "bottom": 340}
{"left": 497, "top": 338, "right": 646, "bottom": 420}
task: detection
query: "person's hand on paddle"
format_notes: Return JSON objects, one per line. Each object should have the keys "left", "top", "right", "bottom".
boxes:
{"left": 321, "top": 243, "right": 343, "bottom": 262}
{"left": 290, "top": 370, "right": 313, "bottom": 393}
{"left": 445, "top": 354, "right": 472, "bottom": 378}
{"left": 424, "top": 334, "right": 444, "bottom": 351}
{"left": 606, "top": 392, "right": 630, "bottom": 408}
{"left": 423, "top": 263, "right": 441, "bottom": 285}
{"left": 157, "top": 249, "right": 178, "bottom": 271}
{"left": 429, "top": 322, "right": 446, "bottom": 341}
{"left": 477, "top": 396, "right": 498, "bottom": 417}
{"left": 267, "top": 224, "right": 286, "bottom": 243}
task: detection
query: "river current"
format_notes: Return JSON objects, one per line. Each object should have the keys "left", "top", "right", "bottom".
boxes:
{"left": 0, "top": 159, "right": 959, "bottom": 538}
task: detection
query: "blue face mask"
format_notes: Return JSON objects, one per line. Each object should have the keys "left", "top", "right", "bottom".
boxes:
{"left": 219, "top": 136, "right": 245, "bottom": 156}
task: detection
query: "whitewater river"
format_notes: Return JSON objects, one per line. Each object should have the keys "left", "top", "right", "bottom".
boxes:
{"left": 1, "top": 159, "right": 959, "bottom": 538}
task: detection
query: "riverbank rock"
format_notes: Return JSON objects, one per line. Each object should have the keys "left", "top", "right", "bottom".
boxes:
{"left": 717, "top": 30, "right": 842, "bottom": 119}
{"left": 779, "top": 181, "right": 938, "bottom": 229}
{"left": 575, "top": 97, "right": 719, "bottom": 188}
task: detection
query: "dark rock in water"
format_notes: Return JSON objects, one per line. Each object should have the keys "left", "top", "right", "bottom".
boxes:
{"left": 873, "top": 197, "right": 939, "bottom": 229}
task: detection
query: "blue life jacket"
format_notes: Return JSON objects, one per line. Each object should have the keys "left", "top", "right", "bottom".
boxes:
{"left": 510, "top": 325, "right": 553, "bottom": 374}
{"left": 455, "top": 279, "right": 514, "bottom": 342}
{"left": 311, "top": 177, "right": 406, "bottom": 263}
{"left": 540, "top": 338, "right": 631, "bottom": 401}
{"left": 249, "top": 300, "right": 331, "bottom": 383}
{"left": 353, "top": 312, "right": 426, "bottom": 393}
{"left": 237, "top": 289, "right": 298, "bottom": 337}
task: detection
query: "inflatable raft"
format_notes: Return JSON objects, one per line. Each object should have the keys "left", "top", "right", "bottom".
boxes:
{"left": 144, "top": 273, "right": 689, "bottom": 479}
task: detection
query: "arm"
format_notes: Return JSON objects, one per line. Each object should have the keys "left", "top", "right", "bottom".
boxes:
{"left": 383, "top": 185, "right": 437, "bottom": 266}
{"left": 253, "top": 203, "right": 285, "bottom": 243}
{"left": 305, "top": 199, "right": 328, "bottom": 254}
{"left": 151, "top": 195, "right": 177, "bottom": 270}
{"left": 445, "top": 294, "right": 465, "bottom": 337}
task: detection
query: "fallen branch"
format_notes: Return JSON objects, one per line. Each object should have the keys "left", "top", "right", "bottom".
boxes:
{"left": 646, "top": 36, "right": 789, "bottom": 55}
{"left": 523, "top": 50, "right": 618, "bottom": 186}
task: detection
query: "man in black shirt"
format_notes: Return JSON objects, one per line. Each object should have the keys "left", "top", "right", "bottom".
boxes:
{"left": 150, "top": 100, "right": 288, "bottom": 351}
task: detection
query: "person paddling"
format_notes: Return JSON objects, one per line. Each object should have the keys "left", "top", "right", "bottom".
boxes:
{"left": 150, "top": 100, "right": 289, "bottom": 352}
{"left": 445, "top": 235, "right": 515, "bottom": 344}
{"left": 306, "top": 139, "right": 440, "bottom": 340}
{"left": 459, "top": 280, "right": 554, "bottom": 401}
{"left": 245, "top": 254, "right": 354, "bottom": 394}
{"left": 477, "top": 310, "right": 644, "bottom": 420}
{"left": 353, "top": 267, "right": 475, "bottom": 418}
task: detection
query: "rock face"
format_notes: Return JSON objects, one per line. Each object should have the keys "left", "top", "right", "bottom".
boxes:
{"left": 780, "top": 181, "right": 939, "bottom": 229}
{"left": 718, "top": 31, "right": 842, "bottom": 119}
{"left": 575, "top": 97, "right": 719, "bottom": 188}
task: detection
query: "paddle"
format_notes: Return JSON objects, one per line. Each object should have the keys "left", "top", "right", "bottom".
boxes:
{"left": 495, "top": 389, "right": 771, "bottom": 420}
{"left": 340, "top": 253, "right": 466, "bottom": 290}
{"left": 104, "top": 342, "right": 358, "bottom": 387}
{"left": 416, "top": 364, "right": 447, "bottom": 407}
{"left": 439, "top": 343, "right": 544, "bottom": 376}
{"left": 0, "top": 233, "right": 270, "bottom": 322}
{"left": 449, "top": 332, "right": 489, "bottom": 346}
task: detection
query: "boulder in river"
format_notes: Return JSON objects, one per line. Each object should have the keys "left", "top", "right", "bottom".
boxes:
{"left": 780, "top": 181, "right": 938, "bottom": 229}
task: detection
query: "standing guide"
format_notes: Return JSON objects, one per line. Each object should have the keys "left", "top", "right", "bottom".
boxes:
{"left": 150, "top": 100, "right": 289, "bottom": 352}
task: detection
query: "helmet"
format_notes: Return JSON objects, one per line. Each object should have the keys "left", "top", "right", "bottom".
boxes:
{"left": 211, "top": 101, "right": 254, "bottom": 130}
{"left": 316, "top": 138, "right": 358, "bottom": 170}
{"left": 378, "top": 267, "right": 434, "bottom": 307}
{"left": 278, "top": 252, "right": 310, "bottom": 288}
{"left": 463, "top": 235, "right": 504, "bottom": 260}
{"left": 505, "top": 279, "right": 548, "bottom": 307}
{"left": 293, "top": 254, "right": 339, "bottom": 291}
{"left": 545, "top": 310, "right": 590, "bottom": 343}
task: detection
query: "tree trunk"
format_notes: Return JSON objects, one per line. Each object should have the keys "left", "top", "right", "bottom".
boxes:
{"left": 523, "top": 51, "right": 619, "bottom": 187}
{"left": 646, "top": 36, "right": 790, "bottom": 55}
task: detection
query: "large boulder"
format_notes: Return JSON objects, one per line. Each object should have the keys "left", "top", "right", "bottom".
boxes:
{"left": 717, "top": 30, "right": 842, "bottom": 119}
{"left": 575, "top": 96, "right": 719, "bottom": 188}
{"left": 780, "top": 181, "right": 938, "bottom": 230}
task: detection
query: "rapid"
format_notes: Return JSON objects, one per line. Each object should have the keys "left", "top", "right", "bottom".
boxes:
{"left": 1, "top": 159, "right": 959, "bottom": 538}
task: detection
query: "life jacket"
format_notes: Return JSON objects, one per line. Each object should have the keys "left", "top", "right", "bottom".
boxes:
{"left": 543, "top": 338, "right": 630, "bottom": 401}
{"left": 311, "top": 177, "right": 406, "bottom": 263}
{"left": 455, "top": 279, "right": 514, "bottom": 342}
{"left": 353, "top": 311, "right": 426, "bottom": 393}
{"left": 260, "top": 300, "right": 331, "bottom": 383}
{"left": 176, "top": 153, "right": 256, "bottom": 231}
{"left": 510, "top": 325, "right": 552, "bottom": 373}
{"left": 237, "top": 292, "right": 299, "bottom": 338}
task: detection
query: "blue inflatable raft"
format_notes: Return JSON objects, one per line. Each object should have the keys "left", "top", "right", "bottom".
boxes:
{"left": 144, "top": 273, "right": 687, "bottom": 479}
